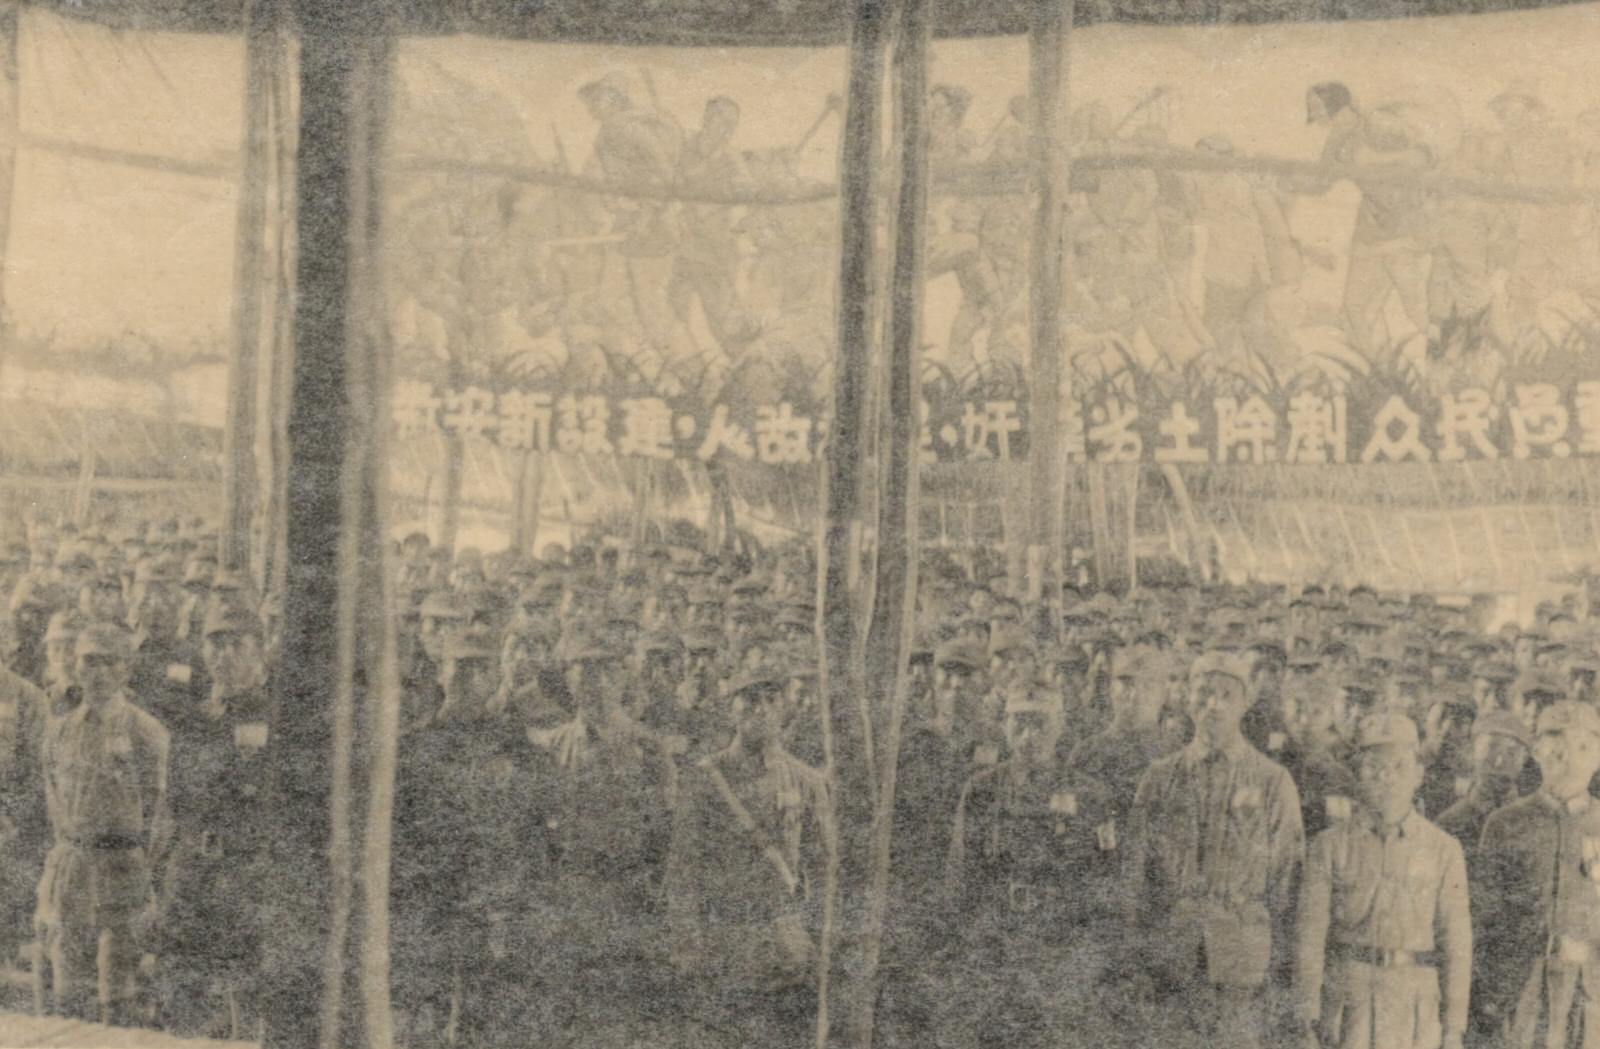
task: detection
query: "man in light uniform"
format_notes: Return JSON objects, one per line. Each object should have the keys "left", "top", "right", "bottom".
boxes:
{"left": 1294, "top": 710, "right": 1471, "bottom": 1049}
{"left": 1476, "top": 701, "right": 1600, "bottom": 1048}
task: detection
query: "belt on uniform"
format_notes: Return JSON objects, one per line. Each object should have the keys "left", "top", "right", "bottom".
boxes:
{"left": 1334, "top": 944, "right": 1438, "bottom": 968}
{"left": 64, "top": 833, "right": 143, "bottom": 851}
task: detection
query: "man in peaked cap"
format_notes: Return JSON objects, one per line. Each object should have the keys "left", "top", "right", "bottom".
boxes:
{"left": 1066, "top": 643, "right": 1173, "bottom": 831}
{"left": 663, "top": 661, "right": 833, "bottom": 1046}
{"left": 77, "top": 575, "right": 125, "bottom": 628}
{"left": 36, "top": 622, "right": 169, "bottom": 1025}
{"left": 1279, "top": 656, "right": 1361, "bottom": 844}
{"left": 1295, "top": 711, "right": 1471, "bottom": 1049}
{"left": 159, "top": 600, "right": 274, "bottom": 1037}
{"left": 1476, "top": 701, "right": 1600, "bottom": 1049}
{"left": 6, "top": 575, "right": 53, "bottom": 685}
{"left": 1436, "top": 709, "right": 1531, "bottom": 859}
{"left": 405, "top": 589, "right": 473, "bottom": 734}
{"left": 41, "top": 611, "right": 84, "bottom": 716}
{"left": 126, "top": 556, "right": 202, "bottom": 733}
{"left": 885, "top": 636, "right": 989, "bottom": 1040}
{"left": 1125, "top": 648, "right": 1304, "bottom": 1049}
{"left": 939, "top": 687, "right": 1115, "bottom": 1049}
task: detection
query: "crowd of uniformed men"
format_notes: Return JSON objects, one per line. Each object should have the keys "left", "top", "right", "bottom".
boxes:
{"left": 0, "top": 516, "right": 1598, "bottom": 1047}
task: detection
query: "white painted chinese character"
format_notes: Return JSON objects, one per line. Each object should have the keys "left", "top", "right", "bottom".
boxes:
{"left": 554, "top": 395, "right": 612, "bottom": 455}
{"left": 392, "top": 380, "right": 441, "bottom": 437}
{"left": 440, "top": 386, "right": 497, "bottom": 441}
{"left": 1434, "top": 388, "right": 1499, "bottom": 462}
{"left": 754, "top": 403, "right": 814, "bottom": 465}
{"left": 617, "top": 397, "right": 675, "bottom": 460}
{"left": 1154, "top": 402, "right": 1208, "bottom": 464}
{"left": 1088, "top": 400, "right": 1142, "bottom": 463}
{"left": 918, "top": 400, "right": 937, "bottom": 465}
{"left": 1284, "top": 393, "right": 1347, "bottom": 465}
{"left": 961, "top": 401, "right": 1022, "bottom": 461}
{"left": 1215, "top": 395, "right": 1277, "bottom": 463}
{"left": 497, "top": 390, "right": 552, "bottom": 451}
{"left": 1061, "top": 399, "right": 1088, "bottom": 462}
{"left": 1508, "top": 383, "right": 1572, "bottom": 459}
{"left": 1360, "top": 395, "right": 1433, "bottom": 463}
{"left": 697, "top": 405, "right": 754, "bottom": 462}
{"left": 1576, "top": 382, "right": 1600, "bottom": 455}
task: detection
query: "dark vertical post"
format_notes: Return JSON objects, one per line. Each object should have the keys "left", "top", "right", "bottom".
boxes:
{"left": 814, "top": 0, "right": 887, "bottom": 1045}
{"left": 858, "top": 0, "right": 929, "bottom": 1042}
{"left": 0, "top": 2, "right": 20, "bottom": 389}
{"left": 1026, "top": 0, "right": 1071, "bottom": 606}
{"left": 269, "top": 2, "right": 396, "bottom": 1047}
{"left": 221, "top": 0, "right": 278, "bottom": 571}
{"left": 260, "top": 7, "right": 294, "bottom": 597}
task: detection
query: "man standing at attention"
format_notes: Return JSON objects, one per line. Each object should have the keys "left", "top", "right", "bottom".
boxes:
{"left": 1476, "top": 701, "right": 1600, "bottom": 1048}
{"left": 1294, "top": 711, "right": 1471, "bottom": 1049}
{"left": 1125, "top": 648, "right": 1304, "bottom": 1049}
{"left": 35, "top": 623, "right": 169, "bottom": 1024}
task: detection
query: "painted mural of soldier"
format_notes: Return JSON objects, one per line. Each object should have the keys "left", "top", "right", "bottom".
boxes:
{"left": 1299, "top": 81, "right": 1444, "bottom": 358}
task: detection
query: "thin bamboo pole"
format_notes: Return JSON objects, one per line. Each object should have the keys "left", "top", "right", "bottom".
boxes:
{"left": 857, "top": 0, "right": 930, "bottom": 1039}
{"left": 814, "top": 2, "right": 887, "bottom": 1046}
{"left": 1025, "top": 0, "right": 1071, "bottom": 604}
{"left": 0, "top": 2, "right": 19, "bottom": 393}
{"left": 220, "top": 0, "right": 277, "bottom": 572}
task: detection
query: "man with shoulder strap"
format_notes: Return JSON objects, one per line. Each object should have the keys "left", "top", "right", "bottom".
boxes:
{"left": 35, "top": 622, "right": 168, "bottom": 1024}
{"left": 158, "top": 600, "right": 274, "bottom": 1038}
{"left": 1294, "top": 710, "right": 1471, "bottom": 1049}
{"left": 663, "top": 662, "right": 833, "bottom": 1047}
{"left": 944, "top": 687, "right": 1116, "bottom": 1048}
{"left": 1475, "top": 700, "right": 1600, "bottom": 1048}
{"left": 1124, "top": 647, "right": 1305, "bottom": 1049}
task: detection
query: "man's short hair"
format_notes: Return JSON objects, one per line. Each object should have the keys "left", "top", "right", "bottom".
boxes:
{"left": 1309, "top": 81, "right": 1353, "bottom": 118}
{"left": 706, "top": 95, "right": 740, "bottom": 121}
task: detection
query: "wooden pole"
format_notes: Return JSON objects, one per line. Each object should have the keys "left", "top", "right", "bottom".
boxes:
{"left": 221, "top": 0, "right": 278, "bottom": 572}
{"left": 270, "top": 4, "right": 397, "bottom": 1048}
{"left": 1025, "top": 0, "right": 1071, "bottom": 605}
{"left": 814, "top": 0, "right": 886, "bottom": 1045}
{"left": 858, "top": 0, "right": 929, "bottom": 1041}
{"left": 261, "top": 8, "right": 294, "bottom": 599}
{"left": 0, "top": 1, "right": 20, "bottom": 390}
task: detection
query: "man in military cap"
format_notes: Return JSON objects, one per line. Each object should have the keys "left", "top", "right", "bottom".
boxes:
{"left": 1242, "top": 641, "right": 1291, "bottom": 759}
{"left": 1125, "top": 648, "right": 1304, "bottom": 1049}
{"left": 1067, "top": 643, "right": 1173, "bottom": 828}
{"left": 77, "top": 576, "right": 125, "bottom": 628}
{"left": 159, "top": 601, "right": 274, "bottom": 1038}
{"left": 881, "top": 634, "right": 991, "bottom": 1045}
{"left": 6, "top": 577, "right": 52, "bottom": 685}
{"left": 491, "top": 618, "right": 562, "bottom": 723}
{"left": 663, "top": 663, "right": 833, "bottom": 1047}
{"left": 1421, "top": 690, "right": 1480, "bottom": 820}
{"left": 1436, "top": 709, "right": 1530, "bottom": 857}
{"left": 40, "top": 611, "right": 84, "bottom": 716}
{"left": 1476, "top": 701, "right": 1600, "bottom": 1048}
{"left": 526, "top": 631, "right": 675, "bottom": 1033}
{"left": 35, "top": 622, "right": 169, "bottom": 1024}
{"left": 126, "top": 557, "right": 201, "bottom": 732}
{"left": 404, "top": 589, "right": 471, "bottom": 734}
{"left": 1294, "top": 710, "right": 1471, "bottom": 1049}
{"left": 939, "top": 686, "right": 1114, "bottom": 1048}
{"left": 174, "top": 557, "right": 214, "bottom": 645}
{"left": 1470, "top": 658, "right": 1518, "bottom": 719}
{"left": 1280, "top": 656, "right": 1361, "bottom": 842}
